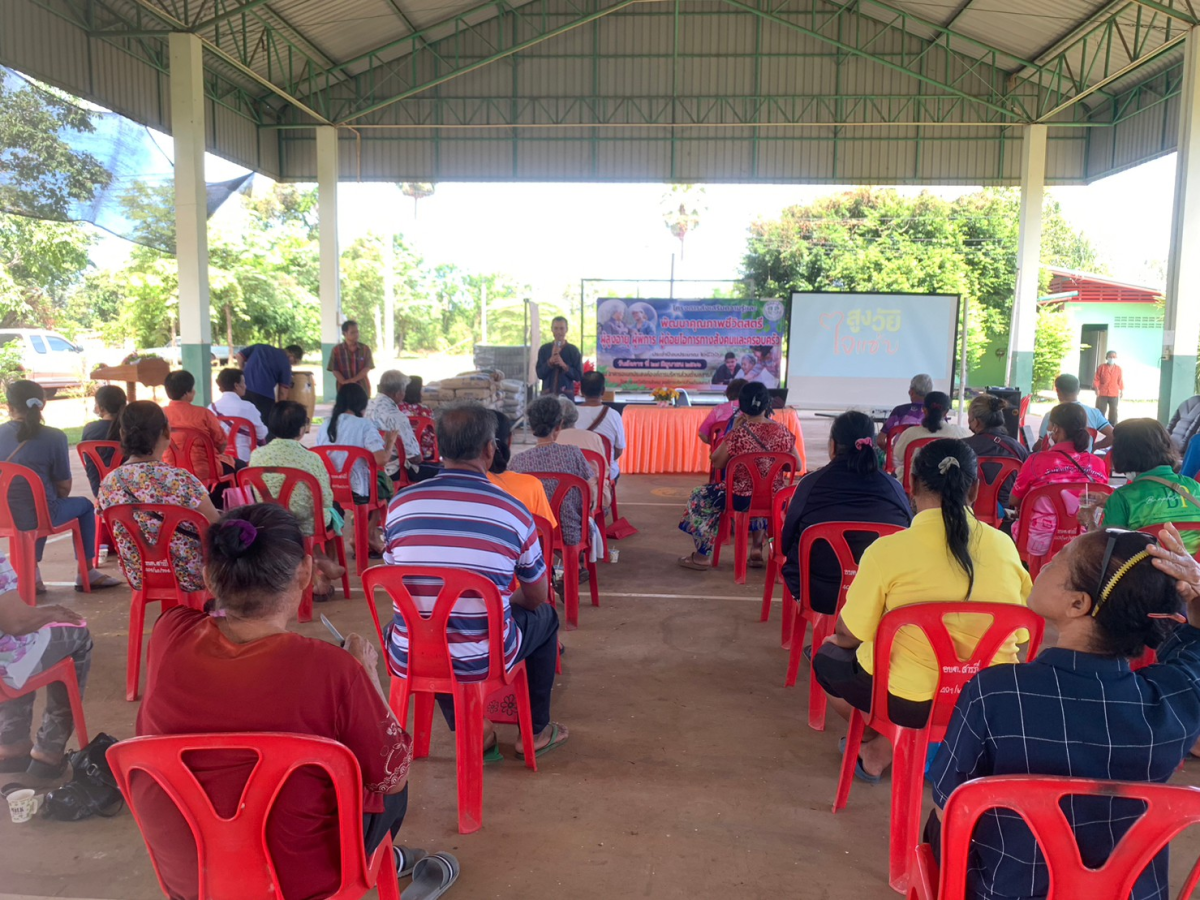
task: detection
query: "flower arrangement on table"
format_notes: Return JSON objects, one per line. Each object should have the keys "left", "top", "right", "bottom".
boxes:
{"left": 651, "top": 387, "right": 679, "bottom": 407}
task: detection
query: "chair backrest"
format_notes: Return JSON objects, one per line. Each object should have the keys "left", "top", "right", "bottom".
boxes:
{"left": 885, "top": 424, "right": 914, "bottom": 474}
{"left": 408, "top": 415, "right": 439, "bottom": 460}
{"left": 579, "top": 449, "right": 607, "bottom": 513}
{"left": 598, "top": 433, "right": 615, "bottom": 470}
{"left": 532, "top": 513, "right": 558, "bottom": 601}
{"left": 216, "top": 416, "right": 258, "bottom": 457}
{"left": 100, "top": 504, "right": 211, "bottom": 598}
{"left": 722, "top": 452, "right": 797, "bottom": 514}
{"left": 768, "top": 484, "right": 798, "bottom": 560}
{"left": 934, "top": 775, "right": 1200, "bottom": 900}
{"left": 1018, "top": 395, "right": 1031, "bottom": 427}
{"left": 525, "top": 470, "right": 592, "bottom": 549}
{"left": 165, "top": 426, "right": 221, "bottom": 486}
{"left": 1014, "top": 481, "right": 1115, "bottom": 566}
{"left": 363, "top": 565, "right": 510, "bottom": 683}
{"left": 870, "top": 602, "right": 1045, "bottom": 737}
{"left": 902, "top": 436, "right": 940, "bottom": 494}
{"left": 76, "top": 440, "right": 125, "bottom": 484}
{"left": 797, "top": 521, "right": 906, "bottom": 615}
{"left": 109, "top": 732, "right": 377, "bottom": 900}
{"left": 311, "top": 445, "right": 379, "bottom": 507}
{"left": 0, "top": 461, "right": 52, "bottom": 531}
{"left": 236, "top": 466, "right": 332, "bottom": 539}
{"left": 973, "top": 456, "right": 1025, "bottom": 528}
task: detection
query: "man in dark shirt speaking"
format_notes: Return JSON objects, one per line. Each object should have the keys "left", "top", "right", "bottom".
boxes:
{"left": 536, "top": 316, "right": 583, "bottom": 397}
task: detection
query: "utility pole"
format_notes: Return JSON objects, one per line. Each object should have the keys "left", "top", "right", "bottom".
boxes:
{"left": 481, "top": 282, "right": 489, "bottom": 344}
{"left": 382, "top": 232, "right": 396, "bottom": 362}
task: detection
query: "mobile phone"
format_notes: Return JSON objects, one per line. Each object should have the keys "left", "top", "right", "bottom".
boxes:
{"left": 320, "top": 614, "right": 345, "bottom": 647}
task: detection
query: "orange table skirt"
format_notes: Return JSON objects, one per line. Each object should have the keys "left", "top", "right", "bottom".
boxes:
{"left": 622, "top": 406, "right": 807, "bottom": 475}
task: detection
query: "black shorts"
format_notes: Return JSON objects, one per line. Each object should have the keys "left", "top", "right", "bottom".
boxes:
{"left": 812, "top": 643, "right": 932, "bottom": 730}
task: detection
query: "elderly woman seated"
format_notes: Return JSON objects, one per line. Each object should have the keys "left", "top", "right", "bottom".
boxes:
{"left": 555, "top": 396, "right": 612, "bottom": 510}
{"left": 134, "top": 503, "right": 421, "bottom": 897}
{"left": 510, "top": 396, "right": 598, "bottom": 549}
{"left": 0, "top": 550, "right": 92, "bottom": 779}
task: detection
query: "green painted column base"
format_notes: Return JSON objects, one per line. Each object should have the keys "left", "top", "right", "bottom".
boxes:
{"left": 1159, "top": 354, "right": 1196, "bottom": 423}
{"left": 321, "top": 341, "right": 337, "bottom": 403}
{"left": 181, "top": 343, "right": 213, "bottom": 406}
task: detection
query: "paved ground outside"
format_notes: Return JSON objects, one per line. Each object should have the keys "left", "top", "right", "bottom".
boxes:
{"left": 2, "top": 413, "right": 1199, "bottom": 899}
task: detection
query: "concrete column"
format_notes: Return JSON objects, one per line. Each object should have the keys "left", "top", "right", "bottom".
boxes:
{"left": 1160, "top": 27, "right": 1200, "bottom": 421}
{"left": 1006, "top": 123, "right": 1047, "bottom": 395}
{"left": 317, "top": 126, "right": 341, "bottom": 401}
{"left": 170, "top": 32, "right": 211, "bottom": 405}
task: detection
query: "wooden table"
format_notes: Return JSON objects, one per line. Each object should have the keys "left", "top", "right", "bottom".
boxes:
{"left": 622, "top": 406, "right": 806, "bottom": 475}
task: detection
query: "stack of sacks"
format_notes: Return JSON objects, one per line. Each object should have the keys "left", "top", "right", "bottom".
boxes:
{"left": 437, "top": 371, "right": 504, "bottom": 410}
{"left": 421, "top": 381, "right": 444, "bottom": 410}
{"left": 499, "top": 379, "right": 526, "bottom": 421}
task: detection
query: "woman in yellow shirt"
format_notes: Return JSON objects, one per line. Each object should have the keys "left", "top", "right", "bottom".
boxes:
{"left": 813, "top": 438, "right": 1033, "bottom": 783}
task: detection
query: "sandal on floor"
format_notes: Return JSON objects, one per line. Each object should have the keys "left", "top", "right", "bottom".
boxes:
{"left": 677, "top": 554, "right": 710, "bottom": 571}
{"left": 76, "top": 574, "right": 122, "bottom": 592}
{"left": 35, "top": 582, "right": 46, "bottom": 596}
{"left": 0, "top": 754, "right": 31, "bottom": 773}
{"left": 401, "top": 852, "right": 460, "bottom": 900}
{"left": 26, "top": 756, "right": 68, "bottom": 780}
{"left": 837, "top": 737, "right": 883, "bottom": 784}
{"left": 394, "top": 846, "right": 429, "bottom": 879}
{"left": 483, "top": 735, "right": 502, "bottom": 764}
{"left": 747, "top": 555, "right": 765, "bottom": 568}
{"left": 519, "top": 722, "right": 569, "bottom": 761}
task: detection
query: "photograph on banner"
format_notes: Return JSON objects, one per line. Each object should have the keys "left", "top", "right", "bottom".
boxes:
{"left": 596, "top": 297, "right": 788, "bottom": 392}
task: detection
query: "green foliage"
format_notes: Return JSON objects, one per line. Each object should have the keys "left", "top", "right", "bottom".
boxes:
{"left": 0, "top": 339, "right": 25, "bottom": 388}
{"left": 1033, "top": 308, "right": 1077, "bottom": 392}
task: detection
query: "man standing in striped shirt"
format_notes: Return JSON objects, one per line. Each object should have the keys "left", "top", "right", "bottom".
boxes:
{"left": 383, "top": 403, "right": 569, "bottom": 759}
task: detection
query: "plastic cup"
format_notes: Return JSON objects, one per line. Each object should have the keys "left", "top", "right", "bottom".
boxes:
{"left": 608, "top": 548, "right": 620, "bottom": 564}
{"left": 97, "top": 544, "right": 109, "bottom": 564}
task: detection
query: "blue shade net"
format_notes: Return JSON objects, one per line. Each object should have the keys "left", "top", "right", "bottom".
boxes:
{"left": 0, "top": 66, "right": 250, "bottom": 253}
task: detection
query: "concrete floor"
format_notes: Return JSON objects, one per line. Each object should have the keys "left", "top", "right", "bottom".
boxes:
{"left": 3, "top": 413, "right": 1200, "bottom": 899}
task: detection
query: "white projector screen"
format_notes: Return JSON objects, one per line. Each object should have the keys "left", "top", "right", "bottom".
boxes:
{"left": 786, "top": 292, "right": 961, "bottom": 410}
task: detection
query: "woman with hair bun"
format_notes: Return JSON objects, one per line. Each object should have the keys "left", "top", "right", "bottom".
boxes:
{"left": 780, "top": 410, "right": 911, "bottom": 615}
{"left": 81, "top": 384, "right": 127, "bottom": 496}
{"left": 813, "top": 438, "right": 1032, "bottom": 782}
{"left": 0, "top": 380, "right": 120, "bottom": 593}
{"left": 678, "top": 382, "right": 801, "bottom": 569}
{"left": 1010, "top": 402, "right": 1108, "bottom": 558}
{"left": 98, "top": 401, "right": 220, "bottom": 595}
{"left": 891, "top": 390, "right": 971, "bottom": 487}
{"left": 926, "top": 524, "right": 1200, "bottom": 900}
{"left": 964, "top": 392, "right": 1029, "bottom": 524}
{"left": 134, "top": 503, "right": 419, "bottom": 899}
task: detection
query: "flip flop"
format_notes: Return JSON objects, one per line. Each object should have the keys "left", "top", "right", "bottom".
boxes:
{"left": 35, "top": 582, "right": 46, "bottom": 596}
{"left": 837, "top": 738, "right": 882, "bottom": 784}
{"left": 401, "top": 852, "right": 460, "bottom": 900}
{"left": 747, "top": 556, "right": 765, "bottom": 568}
{"left": 394, "top": 846, "right": 429, "bottom": 879}
{"left": 677, "top": 555, "right": 710, "bottom": 571}
{"left": 76, "top": 574, "right": 122, "bottom": 592}
{"left": 483, "top": 737, "right": 503, "bottom": 765}
{"left": 519, "top": 722, "right": 569, "bottom": 761}
{"left": 0, "top": 754, "right": 31, "bottom": 773}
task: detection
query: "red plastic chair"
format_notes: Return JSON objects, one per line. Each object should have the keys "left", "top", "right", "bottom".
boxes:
{"left": 0, "top": 462, "right": 91, "bottom": 606}
{"left": 164, "top": 426, "right": 233, "bottom": 492}
{"left": 101, "top": 504, "right": 212, "bottom": 701}
{"left": 901, "top": 437, "right": 939, "bottom": 495}
{"left": 1139, "top": 522, "right": 1200, "bottom": 560}
{"left": 1013, "top": 482, "right": 1114, "bottom": 580}
{"left": 533, "top": 514, "right": 559, "bottom": 612}
{"left": 1018, "top": 395, "right": 1031, "bottom": 430}
{"left": 910, "top": 775, "right": 1200, "bottom": 900}
{"left": 77, "top": 440, "right": 125, "bottom": 555}
{"left": 312, "top": 445, "right": 387, "bottom": 579}
{"left": 216, "top": 415, "right": 259, "bottom": 462}
{"left": 785, "top": 522, "right": 907, "bottom": 731}
{"left": 711, "top": 452, "right": 799, "bottom": 585}
{"left": 236, "top": 466, "right": 351, "bottom": 622}
{"left": 408, "top": 415, "right": 439, "bottom": 462}
{"left": 0, "top": 655, "right": 89, "bottom": 747}
{"left": 579, "top": 447, "right": 609, "bottom": 559}
{"left": 525, "top": 471, "right": 599, "bottom": 629}
{"left": 972, "top": 457, "right": 1024, "bottom": 528}
{"left": 706, "top": 422, "right": 730, "bottom": 484}
{"left": 109, "top": 733, "right": 400, "bottom": 900}
{"left": 760, "top": 484, "right": 798, "bottom": 634}
{"left": 362, "top": 566, "right": 537, "bottom": 834}
{"left": 596, "top": 433, "right": 623, "bottom": 530}
{"left": 833, "top": 602, "right": 1045, "bottom": 893}
{"left": 885, "top": 425, "right": 914, "bottom": 475}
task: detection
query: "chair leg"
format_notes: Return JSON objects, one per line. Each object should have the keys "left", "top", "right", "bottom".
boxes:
{"left": 760, "top": 557, "right": 778, "bottom": 622}
{"left": 372, "top": 834, "right": 403, "bottom": 900}
{"left": 390, "top": 678, "right": 412, "bottom": 730}
{"left": 784, "top": 609, "right": 810, "bottom": 688}
{"left": 711, "top": 514, "right": 726, "bottom": 568}
{"left": 413, "top": 691, "right": 436, "bottom": 760}
{"left": 888, "top": 731, "right": 924, "bottom": 894}
{"left": 833, "top": 711, "right": 866, "bottom": 813}
{"left": 562, "top": 547, "right": 581, "bottom": 630}
{"left": 512, "top": 666, "right": 538, "bottom": 773}
{"left": 354, "top": 506, "right": 370, "bottom": 578}
{"left": 11, "top": 534, "right": 37, "bottom": 606}
{"left": 334, "top": 537, "right": 351, "bottom": 599}
{"left": 734, "top": 514, "right": 749, "bottom": 585}
{"left": 68, "top": 522, "right": 91, "bottom": 591}
{"left": 781, "top": 587, "right": 795, "bottom": 648}
{"left": 586, "top": 555, "right": 599, "bottom": 608}
{"left": 126, "top": 593, "right": 147, "bottom": 702}
{"left": 453, "top": 684, "right": 486, "bottom": 834}
{"left": 807, "top": 615, "right": 833, "bottom": 730}
{"left": 60, "top": 661, "right": 89, "bottom": 747}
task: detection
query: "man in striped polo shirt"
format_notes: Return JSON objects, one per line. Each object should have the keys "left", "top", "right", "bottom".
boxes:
{"left": 383, "top": 403, "right": 568, "bottom": 758}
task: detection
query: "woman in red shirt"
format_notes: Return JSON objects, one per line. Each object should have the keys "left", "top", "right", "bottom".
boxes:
{"left": 134, "top": 503, "right": 419, "bottom": 900}
{"left": 1010, "top": 402, "right": 1108, "bottom": 558}
{"left": 679, "top": 382, "right": 801, "bottom": 569}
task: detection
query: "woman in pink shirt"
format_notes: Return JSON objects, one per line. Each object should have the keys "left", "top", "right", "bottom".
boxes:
{"left": 1010, "top": 402, "right": 1108, "bottom": 557}
{"left": 697, "top": 378, "right": 747, "bottom": 445}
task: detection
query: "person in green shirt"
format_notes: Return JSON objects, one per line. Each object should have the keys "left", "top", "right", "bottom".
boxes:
{"left": 1105, "top": 418, "right": 1200, "bottom": 553}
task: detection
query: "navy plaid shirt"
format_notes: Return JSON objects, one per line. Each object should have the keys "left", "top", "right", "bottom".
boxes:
{"left": 928, "top": 625, "right": 1200, "bottom": 900}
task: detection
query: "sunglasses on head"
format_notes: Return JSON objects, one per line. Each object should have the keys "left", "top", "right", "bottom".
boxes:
{"left": 1091, "top": 528, "right": 1173, "bottom": 620}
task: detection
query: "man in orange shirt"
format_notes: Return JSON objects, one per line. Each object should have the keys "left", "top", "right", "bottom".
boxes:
{"left": 1093, "top": 350, "right": 1124, "bottom": 425}
{"left": 163, "top": 370, "right": 237, "bottom": 489}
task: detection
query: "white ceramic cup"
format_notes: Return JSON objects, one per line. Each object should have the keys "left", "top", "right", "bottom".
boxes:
{"left": 608, "top": 548, "right": 620, "bottom": 564}
{"left": 7, "top": 789, "right": 41, "bottom": 824}
{"left": 97, "top": 544, "right": 109, "bottom": 564}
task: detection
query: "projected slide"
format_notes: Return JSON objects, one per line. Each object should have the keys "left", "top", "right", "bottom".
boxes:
{"left": 786, "top": 292, "right": 960, "bottom": 410}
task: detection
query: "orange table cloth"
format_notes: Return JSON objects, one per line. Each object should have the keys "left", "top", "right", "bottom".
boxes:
{"left": 622, "top": 406, "right": 807, "bottom": 475}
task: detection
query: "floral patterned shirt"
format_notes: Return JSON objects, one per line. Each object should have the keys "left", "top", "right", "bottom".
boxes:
{"left": 723, "top": 420, "right": 796, "bottom": 497}
{"left": 397, "top": 401, "right": 437, "bottom": 460}
{"left": 98, "top": 461, "right": 209, "bottom": 593}
{"left": 0, "top": 551, "right": 49, "bottom": 689}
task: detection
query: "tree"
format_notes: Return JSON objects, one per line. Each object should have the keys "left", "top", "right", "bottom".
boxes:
{"left": 662, "top": 184, "right": 706, "bottom": 259}
{"left": 399, "top": 183, "right": 435, "bottom": 217}
{"left": 1033, "top": 308, "right": 1076, "bottom": 392}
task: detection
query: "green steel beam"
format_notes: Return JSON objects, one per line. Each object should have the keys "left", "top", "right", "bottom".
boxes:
{"left": 190, "top": 0, "right": 277, "bottom": 31}
{"left": 1129, "top": 0, "right": 1200, "bottom": 23}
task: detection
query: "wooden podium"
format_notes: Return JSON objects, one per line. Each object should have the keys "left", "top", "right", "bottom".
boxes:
{"left": 90, "top": 358, "right": 171, "bottom": 401}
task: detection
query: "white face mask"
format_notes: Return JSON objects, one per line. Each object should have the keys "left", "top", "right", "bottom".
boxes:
{"left": 1107, "top": 358, "right": 1116, "bottom": 365}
